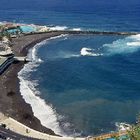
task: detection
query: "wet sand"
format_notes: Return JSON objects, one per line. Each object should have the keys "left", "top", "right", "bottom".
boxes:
{"left": 0, "top": 32, "right": 64, "bottom": 135}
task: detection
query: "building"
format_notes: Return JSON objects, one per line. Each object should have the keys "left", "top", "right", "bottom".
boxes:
{"left": 0, "top": 41, "right": 14, "bottom": 74}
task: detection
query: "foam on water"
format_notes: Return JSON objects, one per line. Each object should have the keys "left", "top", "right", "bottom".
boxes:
{"left": 127, "top": 42, "right": 140, "bottom": 46}
{"left": 72, "top": 28, "right": 82, "bottom": 31}
{"left": 49, "top": 26, "right": 68, "bottom": 31}
{"left": 18, "top": 35, "right": 71, "bottom": 136}
{"left": 103, "top": 34, "right": 140, "bottom": 55}
{"left": 49, "top": 25, "right": 82, "bottom": 32}
{"left": 131, "top": 34, "right": 140, "bottom": 41}
{"left": 80, "top": 47, "right": 103, "bottom": 56}
{"left": 50, "top": 46, "right": 102, "bottom": 60}
{"left": 49, "top": 34, "right": 69, "bottom": 40}
{"left": 59, "top": 53, "right": 80, "bottom": 59}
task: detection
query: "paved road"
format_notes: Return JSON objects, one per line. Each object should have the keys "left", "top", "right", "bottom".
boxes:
{"left": 0, "top": 126, "right": 40, "bottom": 140}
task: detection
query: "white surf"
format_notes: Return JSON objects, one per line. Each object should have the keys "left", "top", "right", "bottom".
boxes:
{"left": 80, "top": 47, "right": 103, "bottom": 56}
{"left": 18, "top": 35, "right": 70, "bottom": 136}
{"left": 103, "top": 34, "right": 140, "bottom": 55}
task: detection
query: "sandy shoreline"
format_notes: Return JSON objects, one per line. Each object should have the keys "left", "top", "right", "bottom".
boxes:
{"left": 0, "top": 32, "right": 64, "bottom": 136}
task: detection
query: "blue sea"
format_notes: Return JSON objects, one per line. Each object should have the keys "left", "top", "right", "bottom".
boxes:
{"left": 1, "top": 0, "right": 140, "bottom": 136}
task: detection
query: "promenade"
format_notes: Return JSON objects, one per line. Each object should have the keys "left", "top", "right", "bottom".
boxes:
{"left": 0, "top": 113, "right": 85, "bottom": 140}
{"left": 0, "top": 113, "right": 127, "bottom": 140}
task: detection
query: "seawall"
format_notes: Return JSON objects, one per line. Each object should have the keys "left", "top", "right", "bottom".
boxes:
{"left": 24, "top": 30, "right": 139, "bottom": 36}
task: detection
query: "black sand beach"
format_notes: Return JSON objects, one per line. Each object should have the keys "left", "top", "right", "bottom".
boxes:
{"left": 0, "top": 32, "right": 64, "bottom": 135}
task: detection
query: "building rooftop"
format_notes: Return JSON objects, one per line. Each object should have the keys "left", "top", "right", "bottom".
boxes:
{"left": 0, "top": 57, "right": 7, "bottom": 66}
{"left": 0, "top": 42, "right": 13, "bottom": 57}
{"left": 0, "top": 49, "right": 13, "bottom": 56}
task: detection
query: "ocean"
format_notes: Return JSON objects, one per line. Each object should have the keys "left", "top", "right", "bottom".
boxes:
{"left": 1, "top": 0, "right": 140, "bottom": 136}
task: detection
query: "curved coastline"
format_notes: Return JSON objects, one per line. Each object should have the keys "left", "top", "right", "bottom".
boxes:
{"left": 1, "top": 30, "right": 137, "bottom": 138}
{"left": 0, "top": 32, "right": 65, "bottom": 136}
{"left": 18, "top": 35, "right": 69, "bottom": 136}
{"left": 15, "top": 32, "right": 67, "bottom": 135}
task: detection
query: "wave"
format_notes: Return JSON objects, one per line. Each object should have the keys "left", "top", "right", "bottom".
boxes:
{"left": 28, "top": 34, "right": 69, "bottom": 61}
{"left": 48, "top": 25, "right": 82, "bottom": 32}
{"left": 72, "top": 28, "right": 82, "bottom": 31}
{"left": 56, "top": 34, "right": 140, "bottom": 59}
{"left": 51, "top": 50, "right": 80, "bottom": 59}
{"left": 127, "top": 42, "right": 140, "bottom": 46}
{"left": 52, "top": 47, "right": 102, "bottom": 60}
{"left": 18, "top": 72, "right": 64, "bottom": 135}
{"left": 18, "top": 35, "right": 73, "bottom": 136}
{"left": 103, "top": 34, "right": 140, "bottom": 55}
{"left": 49, "top": 34, "right": 69, "bottom": 40}
{"left": 80, "top": 34, "right": 140, "bottom": 57}
{"left": 60, "top": 54, "right": 80, "bottom": 59}
{"left": 80, "top": 47, "right": 103, "bottom": 57}
{"left": 49, "top": 26, "right": 68, "bottom": 31}
{"left": 63, "top": 54, "right": 80, "bottom": 58}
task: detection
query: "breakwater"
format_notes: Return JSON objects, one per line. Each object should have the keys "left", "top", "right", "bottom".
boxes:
{"left": 61, "top": 30, "right": 138, "bottom": 36}
{"left": 24, "top": 30, "right": 139, "bottom": 36}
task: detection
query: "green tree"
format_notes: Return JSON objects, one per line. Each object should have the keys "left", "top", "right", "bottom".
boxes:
{"left": 127, "top": 116, "right": 140, "bottom": 140}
